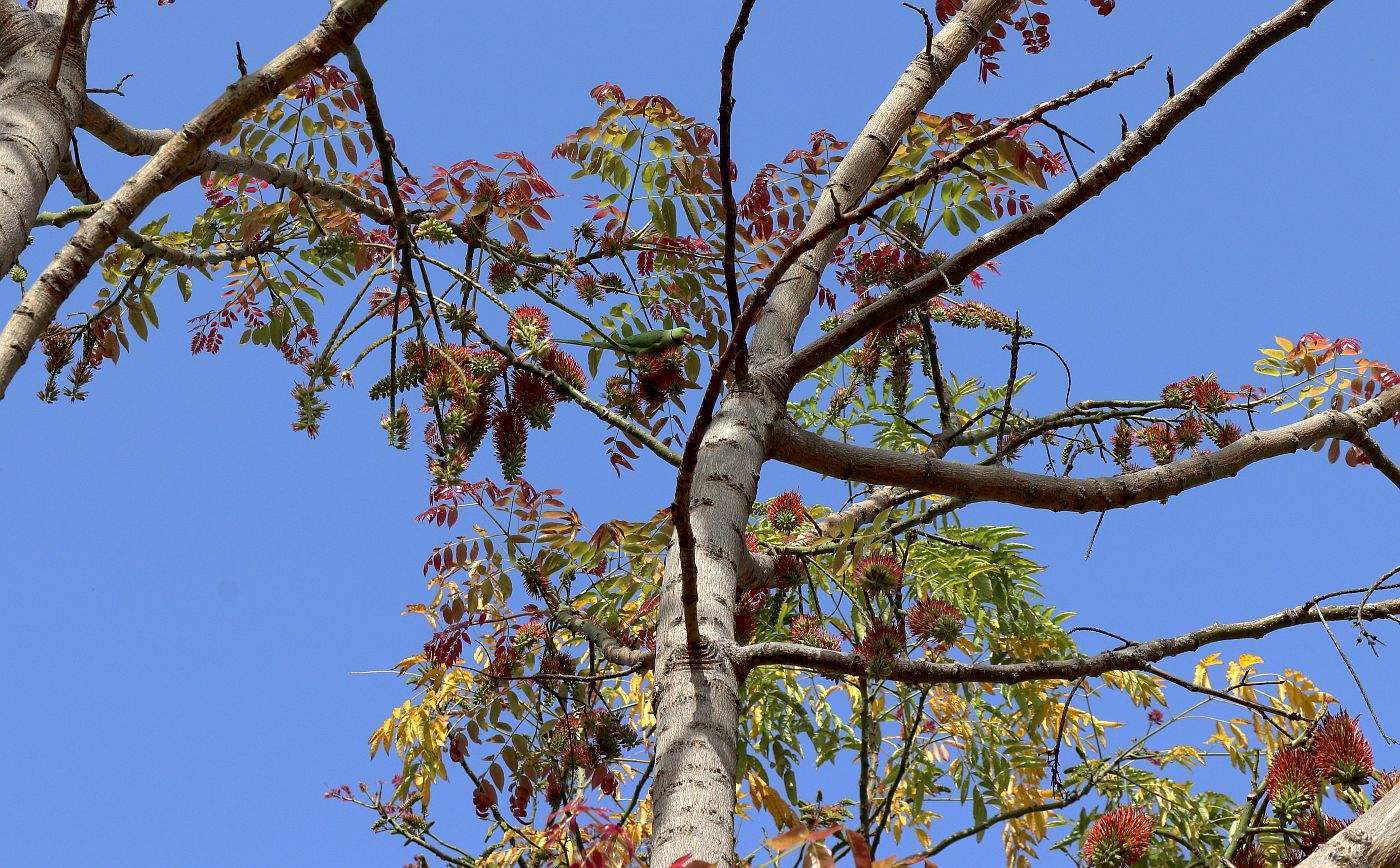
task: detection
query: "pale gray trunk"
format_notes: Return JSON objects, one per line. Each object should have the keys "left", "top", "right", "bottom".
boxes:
{"left": 647, "top": 3, "right": 1020, "bottom": 864}
{"left": 0, "top": 2, "right": 88, "bottom": 278}
{"left": 1295, "top": 787, "right": 1400, "bottom": 868}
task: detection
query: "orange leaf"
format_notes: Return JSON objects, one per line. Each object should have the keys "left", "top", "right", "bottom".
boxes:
{"left": 845, "top": 828, "right": 873, "bottom": 868}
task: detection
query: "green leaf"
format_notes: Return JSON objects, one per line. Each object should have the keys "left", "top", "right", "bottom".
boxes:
{"left": 126, "top": 302, "right": 148, "bottom": 340}
{"left": 292, "top": 297, "right": 316, "bottom": 324}
{"left": 177, "top": 273, "right": 193, "bottom": 302}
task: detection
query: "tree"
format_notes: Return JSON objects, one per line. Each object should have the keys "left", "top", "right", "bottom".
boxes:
{"left": 4, "top": 1, "right": 1399, "bottom": 866}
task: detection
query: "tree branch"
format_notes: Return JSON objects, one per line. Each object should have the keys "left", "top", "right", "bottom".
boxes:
{"left": 736, "top": 594, "right": 1400, "bottom": 685}
{"left": 77, "top": 97, "right": 394, "bottom": 223}
{"left": 778, "top": 0, "right": 1338, "bottom": 384}
{"left": 54, "top": 157, "right": 272, "bottom": 266}
{"left": 672, "top": 0, "right": 758, "bottom": 649}
{"left": 0, "top": 0, "right": 391, "bottom": 399}
{"left": 1294, "top": 786, "right": 1400, "bottom": 868}
{"left": 770, "top": 387, "right": 1400, "bottom": 513}
{"left": 545, "top": 600, "right": 654, "bottom": 670}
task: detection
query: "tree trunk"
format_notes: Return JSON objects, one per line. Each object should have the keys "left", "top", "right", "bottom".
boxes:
{"left": 1295, "top": 787, "right": 1400, "bottom": 868}
{"left": 647, "top": 3, "right": 1020, "bottom": 864}
{"left": 0, "top": 2, "right": 88, "bottom": 278}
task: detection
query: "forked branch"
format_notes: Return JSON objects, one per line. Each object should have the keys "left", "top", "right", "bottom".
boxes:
{"left": 771, "top": 386, "right": 1400, "bottom": 513}
{"left": 0, "top": 0, "right": 391, "bottom": 399}
{"left": 779, "top": 0, "right": 1338, "bottom": 384}
{"left": 737, "top": 592, "right": 1400, "bottom": 685}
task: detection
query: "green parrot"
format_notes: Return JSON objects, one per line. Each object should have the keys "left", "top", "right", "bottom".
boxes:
{"left": 557, "top": 326, "right": 691, "bottom": 356}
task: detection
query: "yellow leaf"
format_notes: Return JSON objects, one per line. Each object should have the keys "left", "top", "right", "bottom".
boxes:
{"left": 1194, "top": 653, "right": 1222, "bottom": 687}
{"left": 1238, "top": 653, "right": 1264, "bottom": 668}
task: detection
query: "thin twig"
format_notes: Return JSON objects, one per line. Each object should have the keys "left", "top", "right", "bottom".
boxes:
{"left": 1048, "top": 677, "right": 1087, "bottom": 793}
{"left": 1313, "top": 603, "right": 1397, "bottom": 745}
{"left": 1038, "top": 118, "right": 1091, "bottom": 184}
{"left": 670, "top": 0, "right": 757, "bottom": 650}
{"left": 1353, "top": 566, "right": 1400, "bottom": 649}
{"left": 901, "top": 2, "right": 934, "bottom": 57}
{"left": 1018, "top": 339, "right": 1073, "bottom": 407}
{"left": 1143, "top": 664, "right": 1299, "bottom": 730}
{"left": 996, "top": 317, "right": 1021, "bottom": 450}
{"left": 86, "top": 73, "right": 134, "bottom": 96}
{"left": 1083, "top": 511, "right": 1106, "bottom": 559}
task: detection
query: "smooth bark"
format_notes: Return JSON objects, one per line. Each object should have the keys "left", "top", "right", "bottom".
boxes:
{"left": 1296, "top": 786, "right": 1400, "bottom": 868}
{"left": 0, "top": 0, "right": 391, "bottom": 399}
{"left": 770, "top": 388, "right": 1400, "bottom": 513}
{"left": 0, "top": 3, "right": 88, "bottom": 278}
{"left": 648, "top": 2, "right": 1022, "bottom": 864}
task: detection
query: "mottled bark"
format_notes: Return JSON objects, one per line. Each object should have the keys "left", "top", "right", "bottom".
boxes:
{"left": 0, "top": 2, "right": 88, "bottom": 279}
{"left": 0, "top": 0, "right": 390, "bottom": 399}
{"left": 1296, "top": 787, "right": 1400, "bottom": 868}
{"left": 647, "top": 2, "right": 1022, "bottom": 864}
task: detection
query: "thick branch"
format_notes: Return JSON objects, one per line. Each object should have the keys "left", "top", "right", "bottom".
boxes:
{"left": 78, "top": 98, "right": 394, "bottom": 223}
{"left": 737, "top": 595, "right": 1400, "bottom": 684}
{"left": 0, "top": 3, "right": 87, "bottom": 277}
{"left": 55, "top": 157, "right": 272, "bottom": 267}
{"left": 1295, "top": 786, "right": 1400, "bottom": 868}
{"left": 546, "top": 601, "right": 654, "bottom": 670}
{"left": 650, "top": 4, "right": 1025, "bottom": 865}
{"left": 0, "top": 0, "right": 389, "bottom": 399}
{"left": 771, "top": 386, "right": 1400, "bottom": 513}
{"left": 779, "top": 0, "right": 1338, "bottom": 384}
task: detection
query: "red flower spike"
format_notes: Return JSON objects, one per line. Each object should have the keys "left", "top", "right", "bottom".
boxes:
{"left": 1111, "top": 421, "right": 1134, "bottom": 464}
{"left": 511, "top": 370, "right": 557, "bottom": 430}
{"left": 1191, "top": 379, "right": 1232, "bottom": 414}
{"left": 734, "top": 590, "right": 767, "bottom": 642}
{"left": 604, "top": 375, "right": 641, "bottom": 418}
{"left": 1081, "top": 807, "right": 1153, "bottom": 868}
{"left": 790, "top": 614, "right": 841, "bottom": 651}
{"left": 856, "top": 619, "right": 906, "bottom": 662}
{"left": 492, "top": 406, "right": 528, "bottom": 480}
{"left": 634, "top": 347, "right": 688, "bottom": 403}
{"left": 908, "top": 598, "right": 965, "bottom": 651}
{"left": 1265, "top": 746, "right": 1321, "bottom": 822}
{"left": 766, "top": 491, "right": 806, "bottom": 535}
{"left": 1210, "top": 421, "right": 1243, "bottom": 449}
{"left": 1314, "top": 712, "right": 1374, "bottom": 787}
{"left": 540, "top": 350, "right": 588, "bottom": 394}
{"left": 507, "top": 305, "right": 552, "bottom": 350}
{"left": 1136, "top": 423, "right": 1178, "bottom": 466}
{"left": 1372, "top": 769, "right": 1400, "bottom": 803}
{"left": 772, "top": 552, "right": 806, "bottom": 588}
{"left": 854, "top": 554, "right": 904, "bottom": 594}
{"left": 466, "top": 349, "right": 508, "bottom": 381}
{"left": 1175, "top": 416, "right": 1203, "bottom": 450}
{"left": 1296, "top": 810, "right": 1350, "bottom": 850}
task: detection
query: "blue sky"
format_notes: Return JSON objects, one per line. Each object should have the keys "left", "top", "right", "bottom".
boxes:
{"left": 2, "top": 1, "right": 1397, "bottom": 865}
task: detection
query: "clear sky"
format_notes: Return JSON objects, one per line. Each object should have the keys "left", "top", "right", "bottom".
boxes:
{"left": 2, "top": 1, "right": 1397, "bottom": 865}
